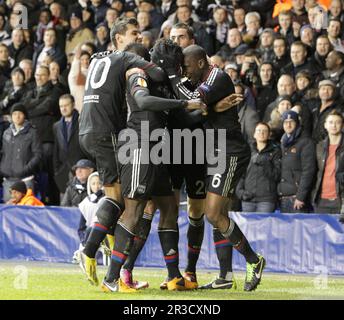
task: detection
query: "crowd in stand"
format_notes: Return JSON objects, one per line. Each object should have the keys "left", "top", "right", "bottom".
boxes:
{"left": 0, "top": 0, "right": 344, "bottom": 220}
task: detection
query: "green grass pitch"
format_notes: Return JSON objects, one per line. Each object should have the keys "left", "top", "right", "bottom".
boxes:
{"left": 0, "top": 261, "right": 343, "bottom": 300}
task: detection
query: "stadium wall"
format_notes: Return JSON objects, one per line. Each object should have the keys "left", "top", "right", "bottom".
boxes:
{"left": 0, "top": 205, "right": 343, "bottom": 275}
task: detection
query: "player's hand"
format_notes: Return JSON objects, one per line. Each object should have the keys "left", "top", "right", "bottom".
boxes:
{"left": 126, "top": 67, "right": 145, "bottom": 80}
{"left": 214, "top": 93, "right": 243, "bottom": 113}
{"left": 186, "top": 99, "right": 207, "bottom": 115}
{"left": 293, "top": 199, "right": 304, "bottom": 210}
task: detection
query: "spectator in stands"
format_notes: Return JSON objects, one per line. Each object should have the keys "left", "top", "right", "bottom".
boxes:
{"left": 65, "top": 8, "right": 95, "bottom": 57}
{"left": 159, "top": 0, "right": 177, "bottom": 20}
{"left": 33, "top": 28, "right": 67, "bottom": 71}
{"left": 290, "top": 0, "right": 309, "bottom": 26}
{"left": 272, "top": 36, "right": 291, "bottom": 76}
{"left": 53, "top": 94, "right": 85, "bottom": 196}
{"left": 236, "top": 122, "right": 281, "bottom": 213}
{"left": 95, "top": 22, "right": 110, "bottom": 52}
{"left": 323, "top": 50, "right": 344, "bottom": 98}
{"left": 19, "top": 59, "right": 35, "bottom": 90}
{"left": 312, "top": 79, "right": 344, "bottom": 143}
{"left": 209, "top": 5, "right": 230, "bottom": 53}
{"left": 224, "top": 63, "right": 240, "bottom": 81}
{"left": 78, "top": 172, "right": 105, "bottom": 246}
{"left": 34, "top": 8, "right": 54, "bottom": 48}
{"left": 105, "top": 7, "right": 119, "bottom": 30}
{"left": 49, "top": 60, "right": 69, "bottom": 94}
{"left": 137, "top": 10, "right": 159, "bottom": 41}
{"left": 264, "top": 74, "right": 297, "bottom": 122}
{"left": 235, "top": 81, "right": 259, "bottom": 144}
{"left": 231, "top": 7, "right": 246, "bottom": 33}
{"left": 141, "top": 31, "right": 154, "bottom": 50}
{"left": 254, "top": 61, "right": 277, "bottom": 120}
{"left": 8, "top": 28, "right": 33, "bottom": 67}
{"left": 0, "top": 43, "right": 14, "bottom": 78}
{"left": 61, "top": 159, "right": 96, "bottom": 207}
{"left": 257, "top": 28, "right": 275, "bottom": 62}
{"left": 209, "top": 54, "right": 225, "bottom": 69}
{"left": 138, "top": 0, "right": 165, "bottom": 29}
{"left": 159, "top": 19, "right": 173, "bottom": 39}
{"left": 0, "top": 67, "right": 27, "bottom": 115}
{"left": 278, "top": 110, "right": 316, "bottom": 213}
{"left": 216, "top": 28, "right": 242, "bottom": 61}
{"left": 49, "top": 1, "right": 69, "bottom": 51}
{"left": 0, "top": 13, "right": 10, "bottom": 45}
{"left": 68, "top": 49, "right": 90, "bottom": 113}
{"left": 0, "top": 103, "right": 42, "bottom": 202}
{"left": 281, "top": 41, "right": 316, "bottom": 78}
{"left": 90, "top": 0, "right": 109, "bottom": 26}
{"left": 312, "top": 35, "right": 332, "bottom": 75}
{"left": 300, "top": 24, "right": 314, "bottom": 51}
{"left": 328, "top": 0, "right": 344, "bottom": 25}
{"left": 313, "top": 110, "right": 344, "bottom": 214}
{"left": 175, "top": 5, "right": 214, "bottom": 55}
{"left": 276, "top": 10, "right": 294, "bottom": 46}
{"left": 327, "top": 18, "right": 344, "bottom": 53}
{"left": 243, "top": 11, "right": 262, "bottom": 47}
{"left": 23, "top": 65, "right": 63, "bottom": 205}
{"left": 7, "top": 180, "right": 44, "bottom": 206}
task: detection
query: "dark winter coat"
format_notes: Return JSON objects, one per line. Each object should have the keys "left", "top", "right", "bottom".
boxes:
{"left": 278, "top": 131, "right": 316, "bottom": 202}
{"left": 32, "top": 44, "right": 67, "bottom": 71}
{"left": 0, "top": 121, "right": 42, "bottom": 179}
{"left": 8, "top": 42, "right": 33, "bottom": 67}
{"left": 236, "top": 140, "right": 281, "bottom": 203}
{"left": 61, "top": 177, "right": 88, "bottom": 207}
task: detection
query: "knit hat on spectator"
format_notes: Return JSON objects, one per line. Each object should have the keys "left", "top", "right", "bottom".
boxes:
{"left": 276, "top": 95, "right": 292, "bottom": 105}
{"left": 318, "top": 79, "right": 336, "bottom": 88}
{"left": 10, "top": 181, "right": 27, "bottom": 195}
{"left": 70, "top": 8, "right": 82, "bottom": 20}
{"left": 10, "top": 103, "right": 28, "bottom": 119}
{"left": 282, "top": 110, "right": 300, "bottom": 124}
{"left": 234, "top": 44, "right": 249, "bottom": 55}
{"left": 72, "top": 159, "right": 96, "bottom": 171}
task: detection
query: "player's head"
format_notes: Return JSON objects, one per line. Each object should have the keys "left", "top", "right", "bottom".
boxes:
{"left": 170, "top": 22, "right": 195, "bottom": 49}
{"left": 150, "top": 39, "right": 184, "bottom": 72}
{"left": 124, "top": 42, "right": 150, "bottom": 61}
{"left": 182, "top": 44, "right": 208, "bottom": 84}
{"left": 110, "top": 17, "right": 142, "bottom": 51}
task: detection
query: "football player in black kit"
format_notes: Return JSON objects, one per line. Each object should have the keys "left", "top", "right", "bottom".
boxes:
{"left": 155, "top": 42, "right": 266, "bottom": 291}
{"left": 100, "top": 43, "right": 207, "bottom": 292}
{"left": 78, "top": 18, "right": 166, "bottom": 287}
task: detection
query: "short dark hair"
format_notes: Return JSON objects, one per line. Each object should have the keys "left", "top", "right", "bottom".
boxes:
{"left": 124, "top": 43, "right": 150, "bottom": 61}
{"left": 11, "top": 66, "right": 25, "bottom": 78}
{"left": 332, "top": 50, "right": 344, "bottom": 65}
{"left": 59, "top": 93, "right": 75, "bottom": 104}
{"left": 183, "top": 44, "right": 207, "bottom": 62}
{"left": 172, "top": 22, "right": 195, "bottom": 40}
{"left": 255, "top": 122, "right": 271, "bottom": 134}
{"left": 110, "top": 17, "right": 139, "bottom": 47}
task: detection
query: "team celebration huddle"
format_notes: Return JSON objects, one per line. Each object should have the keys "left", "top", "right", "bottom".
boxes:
{"left": 78, "top": 17, "right": 265, "bottom": 293}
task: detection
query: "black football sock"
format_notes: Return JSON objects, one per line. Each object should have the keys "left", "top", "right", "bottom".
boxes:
{"left": 221, "top": 218, "right": 258, "bottom": 264}
{"left": 123, "top": 212, "right": 153, "bottom": 271}
{"left": 105, "top": 222, "right": 134, "bottom": 283}
{"left": 158, "top": 228, "right": 181, "bottom": 280}
{"left": 83, "top": 223, "right": 108, "bottom": 258}
{"left": 185, "top": 214, "right": 204, "bottom": 273}
{"left": 213, "top": 228, "right": 233, "bottom": 280}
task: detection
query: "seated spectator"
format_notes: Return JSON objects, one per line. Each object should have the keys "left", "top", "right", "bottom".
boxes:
{"left": 6, "top": 181, "right": 44, "bottom": 206}
{"left": 300, "top": 24, "right": 315, "bottom": 53}
{"left": 49, "top": 1, "right": 69, "bottom": 51}
{"left": 33, "top": 28, "right": 67, "bottom": 71}
{"left": 95, "top": 22, "right": 110, "bottom": 52}
{"left": 53, "top": 94, "right": 85, "bottom": 196}
{"left": 0, "top": 67, "right": 27, "bottom": 116}
{"left": 328, "top": 0, "right": 344, "bottom": 25}
{"left": 278, "top": 110, "right": 316, "bottom": 213}
{"left": 159, "top": 0, "right": 177, "bottom": 20}
{"left": 65, "top": 8, "right": 95, "bottom": 57}
{"left": 216, "top": 28, "right": 242, "bottom": 61}
{"left": 0, "top": 103, "right": 42, "bottom": 202}
{"left": 291, "top": 0, "right": 309, "bottom": 26}
{"left": 78, "top": 172, "right": 105, "bottom": 247}
{"left": 209, "top": 54, "right": 225, "bottom": 69}
{"left": 236, "top": 122, "right": 281, "bottom": 213}
{"left": 313, "top": 110, "right": 344, "bottom": 214}
{"left": 224, "top": 63, "right": 240, "bottom": 81}
{"left": 68, "top": 49, "right": 91, "bottom": 113}
{"left": 61, "top": 159, "right": 96, "bottom": 207}
{"left": 311, "top": 79, "right": 344, "bottom": 143}
{"left": 105, "top": 7, "right": 120, "bottom": 30}
{"left": 8, "top": 28, "right": 33, "bottom": 67}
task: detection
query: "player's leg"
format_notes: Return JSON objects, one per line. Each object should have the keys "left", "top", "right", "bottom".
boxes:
{"left": 101, "top": 198, "right": 146, "bottom": 293}
{"left": 120, "top": 200, "right": 156, "bottom": 289}
{"left": 79, "top": 133, "right": 123, "bottom": 286}
{"left": 205, "top": 154, "right": 265, "bottom": 291}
